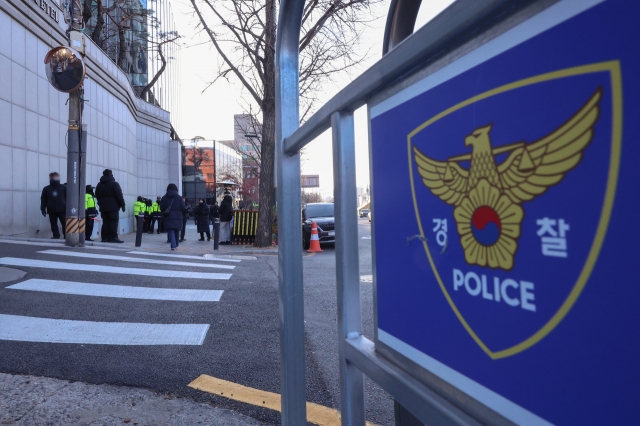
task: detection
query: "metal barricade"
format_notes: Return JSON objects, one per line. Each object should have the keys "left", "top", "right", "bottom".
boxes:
{"left": 275, "top": 0, "right": 565, "bottom": 425}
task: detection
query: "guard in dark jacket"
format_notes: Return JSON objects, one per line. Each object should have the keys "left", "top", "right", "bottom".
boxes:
{"left": 160, "top": 183, "right": 186, "bottom": 250}
{"left": 195, "top": 198, "right": 211, "bottom": 241}
{"left": 218, "top": 193, "right": 234, "bottom": 244}
{"left": 180, "top": 196, "right": 192, "bottom": 242}
{"left": 95, "top": 169, "right": 126, "bottom": 243}
{"left": 209, "top": 201, "right": 219, "bottom": 224}
{"left": 40, "top": 172, "right": 67, "bottom": 239}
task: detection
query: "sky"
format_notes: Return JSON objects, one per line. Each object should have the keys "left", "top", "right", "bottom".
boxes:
{"left": 171, "top": 0, "right": 456, "bottom": 196}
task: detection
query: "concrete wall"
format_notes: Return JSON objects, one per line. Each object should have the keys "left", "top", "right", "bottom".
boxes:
{"left": 0, "top": 0, "right": 177, "bottom": 238}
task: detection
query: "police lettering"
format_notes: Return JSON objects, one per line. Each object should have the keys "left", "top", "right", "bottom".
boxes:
{"left": 453, "top": 269, "right": 536, "bottom": 312}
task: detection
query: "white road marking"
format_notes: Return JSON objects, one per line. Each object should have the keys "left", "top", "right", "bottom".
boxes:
{"left": 361, "top": 236, "right": 371, "bottom": 240}
{"left": 128, "top": 251, "right": 241, "bottom": 263}
{"left": 0, "top": 258, "right": 232, "bottom": 280}
{"left": 0, "top": 314, "right": 210, "bottom": 345}
{"left": 8, "top": 279, "right": 224, "bottom": 302}
{"left": 38, "top": 250, "right": 235, "bottom": 270}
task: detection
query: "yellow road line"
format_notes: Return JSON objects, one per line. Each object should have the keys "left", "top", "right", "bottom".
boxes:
{"left": 188, "top": 374, "right": 375, "bottom": 426}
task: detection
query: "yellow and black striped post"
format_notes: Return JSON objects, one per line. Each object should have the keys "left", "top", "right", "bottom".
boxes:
{"left": 65, "top": 217, "right": 80, "bottom": 235}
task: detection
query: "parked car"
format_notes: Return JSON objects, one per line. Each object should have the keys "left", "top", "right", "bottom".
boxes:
{"left": 359, "top": 208, "right": 370, "bottom": 218}
{"left": 368, "top": 211, "right": 372, "bottom": 222}
{"left": 302, "top": 203, "right": 335, "bottom": 249}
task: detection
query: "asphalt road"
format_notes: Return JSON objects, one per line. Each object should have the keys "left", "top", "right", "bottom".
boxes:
{"left": 0, "top": 218, "right": 393, "bottom": 425}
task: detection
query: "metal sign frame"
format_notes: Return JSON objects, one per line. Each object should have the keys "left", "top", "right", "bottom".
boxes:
{"left": 274, "top": 0, "right": 566, "bottom": 424}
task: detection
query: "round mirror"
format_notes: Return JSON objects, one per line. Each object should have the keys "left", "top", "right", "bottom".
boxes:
{"left": 44, "top": 46, "right": 86, "bottom": 93}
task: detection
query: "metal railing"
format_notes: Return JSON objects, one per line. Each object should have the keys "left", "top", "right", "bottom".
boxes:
{"left": 275, "top": 0, "right": 544, "bottom": 424}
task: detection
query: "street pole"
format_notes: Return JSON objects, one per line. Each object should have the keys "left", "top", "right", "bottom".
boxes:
{"left": 78, "top": 124, "right": 87, "bottom": 246}
{"left": 64, "top": 0, "right": 85, "bottom": 247}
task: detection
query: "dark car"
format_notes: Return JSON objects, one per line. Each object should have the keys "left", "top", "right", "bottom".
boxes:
{"left": 302, "top": 203, "right": 335, "bottom": 249}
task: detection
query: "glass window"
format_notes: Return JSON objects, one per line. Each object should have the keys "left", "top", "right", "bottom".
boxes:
{"left": 305, "top": 204, "right": 334, "bottom": 218}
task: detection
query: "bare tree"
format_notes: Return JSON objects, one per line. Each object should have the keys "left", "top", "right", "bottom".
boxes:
{"left": 84, "top": 0, "right": 181, "bottom": 99}
{"left": 140, "top": 31, "right": 181, "bottom": 99}
{"left": 189, "top": 0, "right": 379, "bottom": 247}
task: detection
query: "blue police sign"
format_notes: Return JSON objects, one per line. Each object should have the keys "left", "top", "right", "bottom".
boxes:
{"left": 370, "top": 0, "right": 638, "bottom": 424}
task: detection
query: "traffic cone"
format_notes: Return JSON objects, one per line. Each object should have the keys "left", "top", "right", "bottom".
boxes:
{"left": 307, "top": 221, "right": 323, "bottom": 253}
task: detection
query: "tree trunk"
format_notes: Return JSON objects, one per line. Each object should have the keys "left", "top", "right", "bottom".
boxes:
{"left": 118, "top": 29, "right": 127, "bottom": 70}
{"left": 254, "top": 0, "right": 277, "bottom": 247}
{"left": 140, "top": 41, "right": 167, "bottom": 100}
{"left": 91, "top": 0, "right": 104, "bottom": 45}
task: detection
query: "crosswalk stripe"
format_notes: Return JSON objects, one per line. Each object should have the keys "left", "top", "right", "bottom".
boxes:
{"left": 127, "top": 251, "right": 241, "bottom": 263}
{"left": 0, "top": 258, "right": 232, "bottom": 280}
{"left": 38, "top": 250, "right": 236, "bottom": 270}
{"left": 8, "top": 279, "right": 224, "bottom": 302}
{"left": 0, "top": 314, "right": 210, "bottom": 345}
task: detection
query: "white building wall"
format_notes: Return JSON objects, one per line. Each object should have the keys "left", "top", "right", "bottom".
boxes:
{"left": 0, "top": 1, "right": 177, "bottom": 238}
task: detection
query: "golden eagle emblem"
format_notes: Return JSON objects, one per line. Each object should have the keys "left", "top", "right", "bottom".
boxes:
{"left": 413, "top": 88, "right": 602, "bottom": 270}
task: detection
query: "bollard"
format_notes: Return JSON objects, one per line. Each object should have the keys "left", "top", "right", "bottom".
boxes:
{"left": 213, "top": 218, "right": 220, "bottom": 250}
{"left": 135, "top": 215, "right": 144, "bottom": 247}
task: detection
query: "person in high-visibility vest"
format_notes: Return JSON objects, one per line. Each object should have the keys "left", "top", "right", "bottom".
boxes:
{"left": 134, "top": 196, "right": 146, "bottom": 218}
{"left": 149, "top": 197, "right": 162, "bottom": 234}
{"left": 85, "top": 185, "right": 98, "bottom": 241}
{"left": 133, "top": 196, "right": 146, "bottom": 232}
{"left": 143, "top": 198, "right": 152, "bottom": 232}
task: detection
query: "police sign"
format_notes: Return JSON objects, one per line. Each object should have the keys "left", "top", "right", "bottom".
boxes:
{"left": 370, "top": 0, "right": 638, "bottom": 424}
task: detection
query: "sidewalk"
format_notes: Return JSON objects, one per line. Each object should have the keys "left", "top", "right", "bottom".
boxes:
{"left": 0, "top": 373, "right": 268, "bottom": 425}
{"left": 0, "top": 225, "right": 278, "bottom": 257}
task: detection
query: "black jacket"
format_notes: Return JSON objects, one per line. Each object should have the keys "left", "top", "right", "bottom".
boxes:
{"left": 40, "top": 181, "right": 67, "bottom": 214}
{"left": 183, "top": 203, "right": 193, "bottom": 222}
{"left": 210, "top": 204, "right": 220, "bottom": 219}
{"left": 219, "top": 195, "right": 234, "bottom": 222}
{"left": 95, "top": 175, "right": 125, "bottom": 213}
{"left": 160, "top": 189, "right": 186, "bottom": 230}
{"left": 195, "top": 203, "right": 211, "bottom": 233}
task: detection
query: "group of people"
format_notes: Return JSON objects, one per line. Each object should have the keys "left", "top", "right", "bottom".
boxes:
{"left": 41, "top": 169, "right": 125, "bottom": 243}
{"left": 152, "top": 185, "right": 234, "bottom": 250}
{"left": 41, "top": 168, "right": 234, "bottom": 249}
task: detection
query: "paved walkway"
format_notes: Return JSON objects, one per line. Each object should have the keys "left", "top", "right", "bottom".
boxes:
{"left": 0, "top": 373, "right": 267, "bottom": 425}
{"left": 0, "top": 225, "right": 278, "bottom": 257}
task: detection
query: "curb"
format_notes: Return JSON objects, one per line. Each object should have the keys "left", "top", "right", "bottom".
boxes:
{"left": 0, "top": 236, "right": 280, "bottom": 255}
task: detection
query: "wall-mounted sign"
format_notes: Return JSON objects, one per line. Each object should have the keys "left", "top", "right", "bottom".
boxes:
{"left": 25, "top": 0, "right": 60, "bottom": 23}
{"left": 370, "top": 0, "right": 638, "bottom": 424}
{"left": 44, "top": 46, "right": 85, "bottom": 93}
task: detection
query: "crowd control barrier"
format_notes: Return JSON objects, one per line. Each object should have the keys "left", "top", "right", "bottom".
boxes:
{"left": 231, "top": 210, "right": 259, "bottom": 245}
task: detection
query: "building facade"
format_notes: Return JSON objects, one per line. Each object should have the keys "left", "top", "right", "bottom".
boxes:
{"left": 0, "top": 0, "right": 180, "bottom": 237}
{"left": 182, "top": 139, "right": 242, "bottom": 206}
{"left": 220, "top": 113, "right": 261, "bottom": 209}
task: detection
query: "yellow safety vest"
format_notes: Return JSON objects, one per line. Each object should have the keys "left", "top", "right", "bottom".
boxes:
{"left": 134, "top": 201, "right": 146, "bottom": 216}
{"left": 85, "top": 193, "right": 96, "bottom": 209}
{"left": 151, "top": 202, "right": 160, "bottom": 213}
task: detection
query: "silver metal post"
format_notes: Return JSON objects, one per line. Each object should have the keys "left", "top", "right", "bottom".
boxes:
{"left": 332, "top": 110, "right": 365, "bottom": 425}
{"left": 275, "top": 1, "right": 306, "bottom": 424}
{"left": 78, "top": 124, "right": 87, "bottom": 246}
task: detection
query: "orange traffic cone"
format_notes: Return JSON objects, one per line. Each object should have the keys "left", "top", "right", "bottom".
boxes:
{"left": 307, "top": 221, "right": 323, "bottom": 253}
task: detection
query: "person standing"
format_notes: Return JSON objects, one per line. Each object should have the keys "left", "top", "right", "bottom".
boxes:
{"left": 160, "top": 183, "right": 186, "bottom": 251}
{"left": 195, "top": 198, "right": 211, "bottom": 241}
{"left": 149, "top": 197, "right": 161, "bottom": 234}
{"left": 209, "top": 201, "right": 219, "bottom": 224}
{"left": 95, "top": 169, "right": 125, "bottom": 243}
{"left": 218, "top": 192, "right": 234, "bottom": 245}
{"left": 143, "top": 198, "right": 151, "bottom": 233}
{"left": 134, "top": 196, "right": 146, "bottom": 219}
{"left": 85, "top": 185, "right": 98, "bottom": 241}
{"left": 40, "top": 172, "right": 67, "bottom": 239}
{"left": 180, "top": 196, "right": 192, "bottom": 242}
